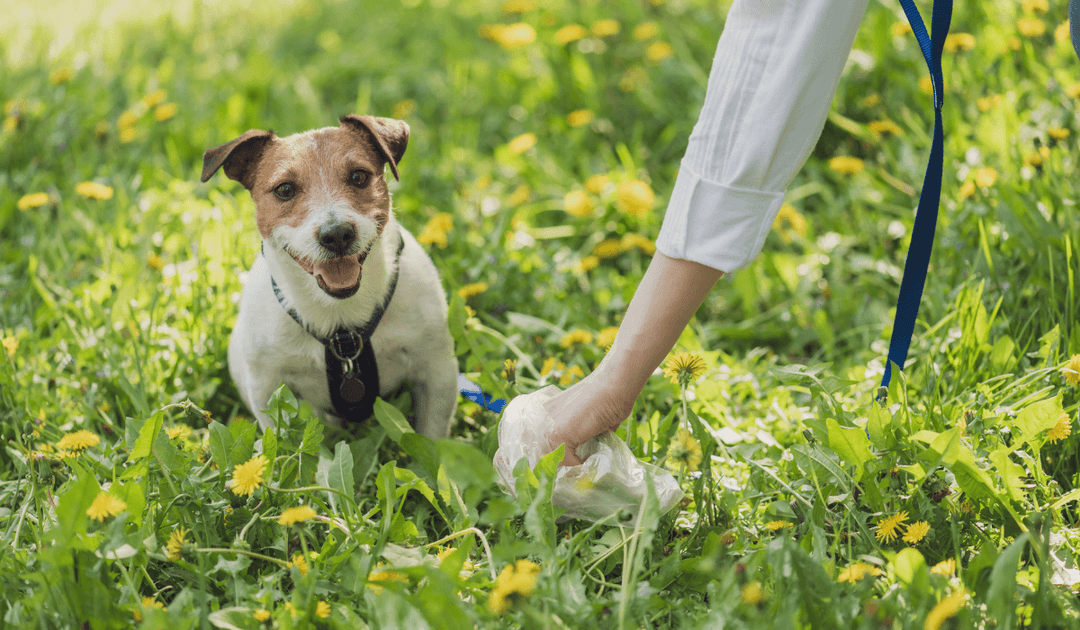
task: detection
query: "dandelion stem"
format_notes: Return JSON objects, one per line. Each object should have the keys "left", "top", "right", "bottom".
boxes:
{"left": 424, "top": 527, "right": 498, "bottom": 580}
{"left": 195, "top": 547, "right": 291, "bottom": 567}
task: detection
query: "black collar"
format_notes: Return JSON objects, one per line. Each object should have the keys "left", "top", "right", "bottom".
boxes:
{"left": 269, "top": 231, "right": 406, "bottom": 421}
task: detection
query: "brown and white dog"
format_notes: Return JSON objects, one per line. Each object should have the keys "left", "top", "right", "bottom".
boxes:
{"left": 201, "top": 115, "right": 457, "bottom": 438}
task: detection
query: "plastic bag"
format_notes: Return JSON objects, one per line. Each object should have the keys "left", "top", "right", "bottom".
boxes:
{"left": 493, "top": 385, "right": 684, "bottom": 523}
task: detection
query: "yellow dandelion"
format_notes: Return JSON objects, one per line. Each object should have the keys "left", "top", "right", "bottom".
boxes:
{"left": 166, "top": 526, "right": 188, "bottom": 561}
{"left": 17, "top": 192, "right": 51, "bottom": 210}
{"left": 507, "top": 132, "right": 536, "bottom": 154}
{"left": 1025, "top": 151, "right": 1044, "bottom": 168}
{"left": 861, "top": 94, "right": 882, "bottom": 108}
{"left": 142, "top": 89, "right": 167, "bottom": 108}
{"left": 891, "top": 22, "right": 913, "bottom": 37}
{"left": 667, "top": 428, "right": 703, "bottom": 472}
{"left": 119, "top": 126, "right": 137, "bottom": 143}
{"left": 563, "top": 190, "right": 593, "bottom": 217}
{"left": 591, "top": 19, "right": 620, "bottom": 37}
{"left": 540, "top": 357, "right": 559, "bottom": 377}
{"left": 2, "top": 336, "right": 17, "bottom": 357}
{"left": 620, "top": 233, "right": 656, "bottom": 254}
{"left": 1057, "top": 21, "right": 1071, "bottom": 43}
{"left": 1022, "top": 0, "right": 1049, "bottom": 13}
{"left": 585, "top": 174, "right": 610, "bottom": 193}
{"left": 392, "top": 99, "right": 417, "bottom": 119}
{"left": 616, "top": 179, "right": 655, "bottom": 216}
{"left": 95, "top": 120, "right": 109, "bottom": 138}
{"left": 560, "top": 329, "right": 593, "bottom": 348}
{"left": 593, "top": 238, "right": 623, "bottom": 259}
{"left": 166, "top": 425, "right": 191, "bottom": 441}
{"left": 3, "top": 116, "right": 16, "bottom": 132}
{"left": 49, "top": 68, "right": 72, "bottom": 84}
{"left": 501, "top": 0, "right": 536, "bottom": 12}
{"left": 290, "top": 553, "right": 309, "bottom": 576}
{"left": 976, "top": 94, "right": 1002, "bottom": 112}
{"left": 572, "top": 255, "right": 600, "bottom": 274}
{"left": 633, "top": 21, "right": 659, "bottom": 41}
{"left": 147, "top": 253, "right": 165, "bottom": 271}
{"left": 554, "top": 24, "right": 588, "bottom": 45}
{"left": 502, "top": 359, "right": 516, "bottom": 382}
{"left": 559, "top": 365, "right": 585, "bottom": 386}
{"left": 924, "top": 590, "right": 966, "bottom": 630}
{"left": 86, "top": 492, "right": 127, "bottom": 521}
{"left": 620, "top": 65, "right": 648, "bottom": 91}
{"left": 596, "top": 327, "right": 618, "bottom": 349}
{"left": 367, "top": 566, "right": 409, "bottom": 594}
{"left": 1049, "top": 127, "right": 1071, "bottom": 141}
{"left": 57, "top": 429, "right": 100, "bottom": 450}
{"left": 457, "top": 282, "right": 489, "bottom": 299}
{"left": 646, "top": 41, "right": 674, "bottom": 62}
{"left": 974, "top": 166, "right": 998, "bottom": 188}
{"left": 153, "top": 103, "right": 177, "bottom": 122}
{"left": 253, "top": 608, "right": 271, "bottom": 622}
{"left": 117, "top": 110, "right": 139, "bottom": 129}
{"left": 507, "top": 184, "right": 530, "bottom": 206}
{"left": 663, "top": 352, "right": 708, "bottom": 386}
{"left": 868, "top": 119, "right": 904, "bottom": 137}
{"left": 837, "top": 562, "right": 883, "bottom": 582}
{"left": 930, "top": 558, "right": 956, "bottom": 576}
{"left": 919, "top": 75, "right": 934, "bottom": 95}
{"left": 875, "top": 510, "right": 909, "bottom": 544}
{"left": 741, "top": 581, "right": 765, "bottom": 605}
{"left": 1047, "top": 411, "right": 1072, "bottom": 443}
{"left": 828, "top": 156, "right": 865, "bottom": 175}
{"left": 314, "top": 600, "right": 330, "bottom": 618}
{"left": 278, "top": 505, "right": 318, "bottom": 526}
{"left": 903, "top": 521, "right": 930, "bottom": 544}
{"left": 283, "top": 602, "right": 297, "bottom": 617}
{"left": 75, "top": 181, "right": 114, "bottom": 200}
{"left": 764, "top": 520, "right": 794, "bottom": 531}
{"left": 567, "top": 109, "right": 594, "bottom": 127}
{"left": 136, "top": 596, "right": 165, "bottom": 621}
{"left": 943, "top": 32, "right": 976, "bottom": 52}
{"left": 418, "top": 213, "right": 453, "bottom": 248}
{"left": 487, "top": 23, "right": 536, "bottom": 50}
{"left": 772, "top": 203, "right": 807, "bottom": 242}
{"left": 1018, "top": 17, "right": 1046, "bottom": 37}
{"left": 488, "top": 560, "right": 541, "bottom": 615}
{"left": 230, "top": 454, "right": 268, "bottom": 496}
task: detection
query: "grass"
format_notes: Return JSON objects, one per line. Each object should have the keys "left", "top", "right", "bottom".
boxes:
{"left": 2, "top": 0, "right": 1080, "bottom": 627}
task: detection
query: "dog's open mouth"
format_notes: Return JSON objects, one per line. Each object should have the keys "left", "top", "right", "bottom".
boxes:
{"left": 286, "top": 245, "right": 372, "bottom": 299}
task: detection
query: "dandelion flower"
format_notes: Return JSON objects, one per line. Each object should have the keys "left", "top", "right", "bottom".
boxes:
{"left": 491, "top": 23, "right": 536, "bottom": 50}
{"left": 837, "top": 562, "right": 883, "bottom": 582}
{"left": 166, "top": 425, "right": 191, "bottom": 441}
{"left": 507, "top": 133, "right": 536, "bottom": 154}
{"left": 772, "top": 204, "right": 807, "bottom": 242}
{"left": 488, "top": 559, "right": 541, "bottom": 615}
{"left": 1022, "top": 0, "right": 1049, "bottom": 13}
{"left": 596, "top": 326, "right": 619, "bottom": 349}
{"left": 147, "top": 253, "right": 165, "bottom": 271}
{"left": 903, "top": 521, "right": 930, "bottom": 544}
{"left": 740, "top": 581, "right": 765, "bottom": 605}
{"left": 315, "top": 601, "right": 330, "bottom": 618}
{"left": 646, "top": 41, "right": 674, "bottom": 62}
{"left": 135, "top": 597, "right": 165, "bottom": 621}
{"left": 566, "top": 109, "right": 594, "bottom": 127}
{"left": 1049, "top": 127, "right": 1070, "bottom": 141}
{"left": 559, "top": 365, "right": 584, "bottom": 386}
{"left": 620, "top": 233, "right": 656, "bottom": 255}
{"left": 1062, "top": 354, "right": 1080, "bottom": 385}
{"left": 153, "top": 103, "right": 177, "bottom": 122}
{"left": 829, "top": 156, "right": 865, "bottom": 175}
{"left": 457, "top": 282, "right": 489, "bottom": 299}
{"left": 633, "top": 21, "right": 659, "bottom": 41}
{"left": 367, "top": 566, "right": 409, "bottom": 594}
{"left": 392, "top": 99, "right": 417, "bottom": 119}
{"left": 943, "top": 33, "right": 976, "bottom": 52}
{"left": 976, "top": 95, "right": 1002, "bottom": 112}
{"left": 572, "top": 255, "right": 599, "bottom": 274}
{"left": 1047, "top": 411, "right": 1072, "bottom": 443}
{"left": 164, "top": 526, "right": 188, "bottom": 561}
{"left": 974, "top": 167, "right": 998, "bottom": 188}
{"left": 418, "top": 213, "right": 453, "bottom": 248}
{"left": 507, "top": 184, "right": 530, "bottom": 206}
{"left": 278, "top": 505, "right": 318, "bottom": 526}
{"left": 230, "top": 454, "right": 268, "bottom": 496}
{"left": 118, "top": 110, "right": 139, "bottom": 129}
{"left": 868, "top": 119, "right": 904, "bottom": 137}
{"left": 86, "top": 492, "right": 127, "bottom": 521}
{"left": 919, "top": 75, "right": 934, "bottom": 95}
{"left": 616, "top": 179, "right": 655, "bottom": 217}
{"left": 75, "top": 181, "right": 114, "bottom": 200}
{"left": 764, "top": 520, "right": 794, "bottom": 531}
{"left": 585, "top": 174, "right": 610, "bottom": 193}
{"left": 1017, "top": 17, "right": 1046, "bottom": 37}
{"left": 540, "top": 357, "right": 559, "bottom": 377}
{"left": 502, "top": 359, "right": 516, "bottom": 382}
{"left": 17, "top": 193, "right": 51, "bottom": 210}
{"left": 554, "top": 24, "right": 587, "bottom": 45}
{"left": 501, "top": 0, "right": 535, "bottom": 13}
{"left": 2, "top": 337, "right": 17, "bottom": 357}
{"left": 290, "top": 553, "right": 309, "bottom": 576}
{"left": 49, "top": 68, "right": 72, "bottom": 84}
{"left": 1057, "top": 21, "right": 1071, "bottom": 43}
{"left": 563, "top": 190, "right": 592, "bottom": 217}
{"left": 142, "top": 90, "right": 167, "bottom": 108}
{"left": 663, "top": 352, "right": 708, "bottom": 387}
{"left": 591, "top": 19, "right": 620, "bottom": 37}
{"left": 957, "top": 180, "right": 976, "bottom": 201}
{"left": 119, "top": 126, "right": 137, "bottom": 143}
{"left": 930, "top": 558, "right": 956, "bottom": 576}
{"left": 891, "top": 22, "right": 913, "bottom": 37}
{"left": 875, "top": 510, "right": 908, "bottom": 544}
{"left": 560, "top": 329, "right": 593, "bottom": 348}
{"left": 253, "top": 609, "right": 271, "bottom": 622}
{"left": 57, "top": 429, "right": 100, "bottom": 450}
{"left": 593, "top": 238, "right": 623, "bottom": 259}
{"left": 667, "top": 428, "right": 703, "bottom": 472}
{"left": 924, "top": 590, "right": 966, "bottom": 630}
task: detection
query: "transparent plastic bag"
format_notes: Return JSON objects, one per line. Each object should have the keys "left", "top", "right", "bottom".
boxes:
{"left": 493, "top": 385, "right": 684, "bottom": 523}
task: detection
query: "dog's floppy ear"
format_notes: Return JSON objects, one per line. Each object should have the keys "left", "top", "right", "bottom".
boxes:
{"left": 201, "top": 129, "right": 275, "bottom": 188}
{"left": 340, "top": 115, "right": 409, "bottom": 181}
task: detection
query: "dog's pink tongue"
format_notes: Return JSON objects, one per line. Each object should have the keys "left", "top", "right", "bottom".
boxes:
{"left": 314, "top": 256, "right": 361, "bottom": 291}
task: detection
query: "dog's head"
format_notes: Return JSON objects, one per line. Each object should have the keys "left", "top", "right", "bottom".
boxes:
{"left": 201, "top": 115, "right": 409, "bottom": 299}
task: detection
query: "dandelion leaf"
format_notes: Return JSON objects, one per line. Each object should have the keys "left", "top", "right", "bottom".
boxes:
{"left": 826, "top": 417, "right": 873, "bottom": 480}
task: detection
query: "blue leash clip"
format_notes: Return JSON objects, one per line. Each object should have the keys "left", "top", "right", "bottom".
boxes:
{"left": 458, "top": 373, "right": 507, "bottom": 414}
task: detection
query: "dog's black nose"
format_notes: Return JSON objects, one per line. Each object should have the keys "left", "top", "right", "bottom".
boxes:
{"left": 318, "top": 221, "right": 357, "bottom": 254}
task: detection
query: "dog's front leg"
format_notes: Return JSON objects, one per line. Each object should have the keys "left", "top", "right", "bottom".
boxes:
{"left": 410, "top": 352, "right": 458, "bottom": 439}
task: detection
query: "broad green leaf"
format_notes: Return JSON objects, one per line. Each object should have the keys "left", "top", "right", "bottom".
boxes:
{"left": 374, "top": 397, "right": 414, "bottom": 445}
{"left": 207, "top": 421, "right": 234, "bottom": 475}
{"left": 891, "top": 547, "right": 927, "bottom": 588}
{"left": 867, "top": 403, "right": 893, "bottom": 449}
{"left": 228, "top": 418, "right": 257, "bottom": 465}
{"left": 524, "top": 444, "right": 561, "bottom": 548}
{"left": 826, "top": 418, "right": 873, "bottom": 480}
{"left": 986, "top": 534, "right": 1029, "bottom": 624}
{"left": 925, "top": 427, "right": 961, "bottom": 468}
{"left": 54, "top": 462, "right": 98, "bottom": 545}
{"left": 393, "top": 467, "right": 447, "bottom": 525}
{"left": 437, "top": 465, "right": 471, "bottom": 529}
{"left": 208, "top": 607, "right": 260, "bottom": 630}
{"left": 1036, "top": 324, "right": 1060, "bottom": 363}
{"left": 1011, "top": 394, "right": 1062, "bottom": 452}
{"left": 988, "top": 447, "right": 1025, "bottom": 503}
{"left": 152, "top": 428, "right": 186, "bottom": 474}
{"left": 952, "top": 444, "right": 1004, "bottom": 505}
{"left": 129, "top": 410, "right": 164, "bottom": 461}
{"left": 261, "top": 427, "right": 278, "bottom": 479}
{"left": 401, "top": 432, "right": 440, "bottom": 481}
{"left": 328, "top": 441, "right": 355, "bottom": 504}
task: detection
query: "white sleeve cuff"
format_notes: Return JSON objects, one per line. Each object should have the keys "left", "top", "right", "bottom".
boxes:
{"left": 655, "top": 160, "right": 785, "bottom": 273}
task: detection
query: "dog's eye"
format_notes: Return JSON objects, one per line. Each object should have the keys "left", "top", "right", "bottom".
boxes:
{"left": 273, "top": 183, "right": 296, "bottom": 200}
{"left": 349, "top": 170, "right": 370, "bottom": 188}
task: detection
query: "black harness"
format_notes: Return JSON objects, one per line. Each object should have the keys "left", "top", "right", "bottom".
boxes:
{"left": 270, "top": 233, "right": 405, "bottom": 422}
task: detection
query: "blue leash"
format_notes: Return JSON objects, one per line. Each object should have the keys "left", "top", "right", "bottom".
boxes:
{"left": 459, "top": 373, "right": 506, "bottom": 413}
{"left": 878, "top": 0, "right": 952, "bottom": 398}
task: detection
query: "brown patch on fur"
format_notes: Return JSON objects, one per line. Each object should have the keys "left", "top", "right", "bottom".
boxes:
{"left": 202, "top": 116, "right": 410, "bottom": 240}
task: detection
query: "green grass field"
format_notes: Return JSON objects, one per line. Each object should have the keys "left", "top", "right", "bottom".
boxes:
{"left": 3, "top": 0, "right": 1080, "bottom": 627}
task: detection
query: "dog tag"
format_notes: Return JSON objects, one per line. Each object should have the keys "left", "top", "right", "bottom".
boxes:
{"left": 340, "top": 374, "right": 365, "bottom": 403}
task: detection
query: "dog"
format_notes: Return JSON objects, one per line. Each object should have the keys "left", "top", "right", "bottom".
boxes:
{"left": 201, "top": 114, "right": 458, "bottom": 439}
